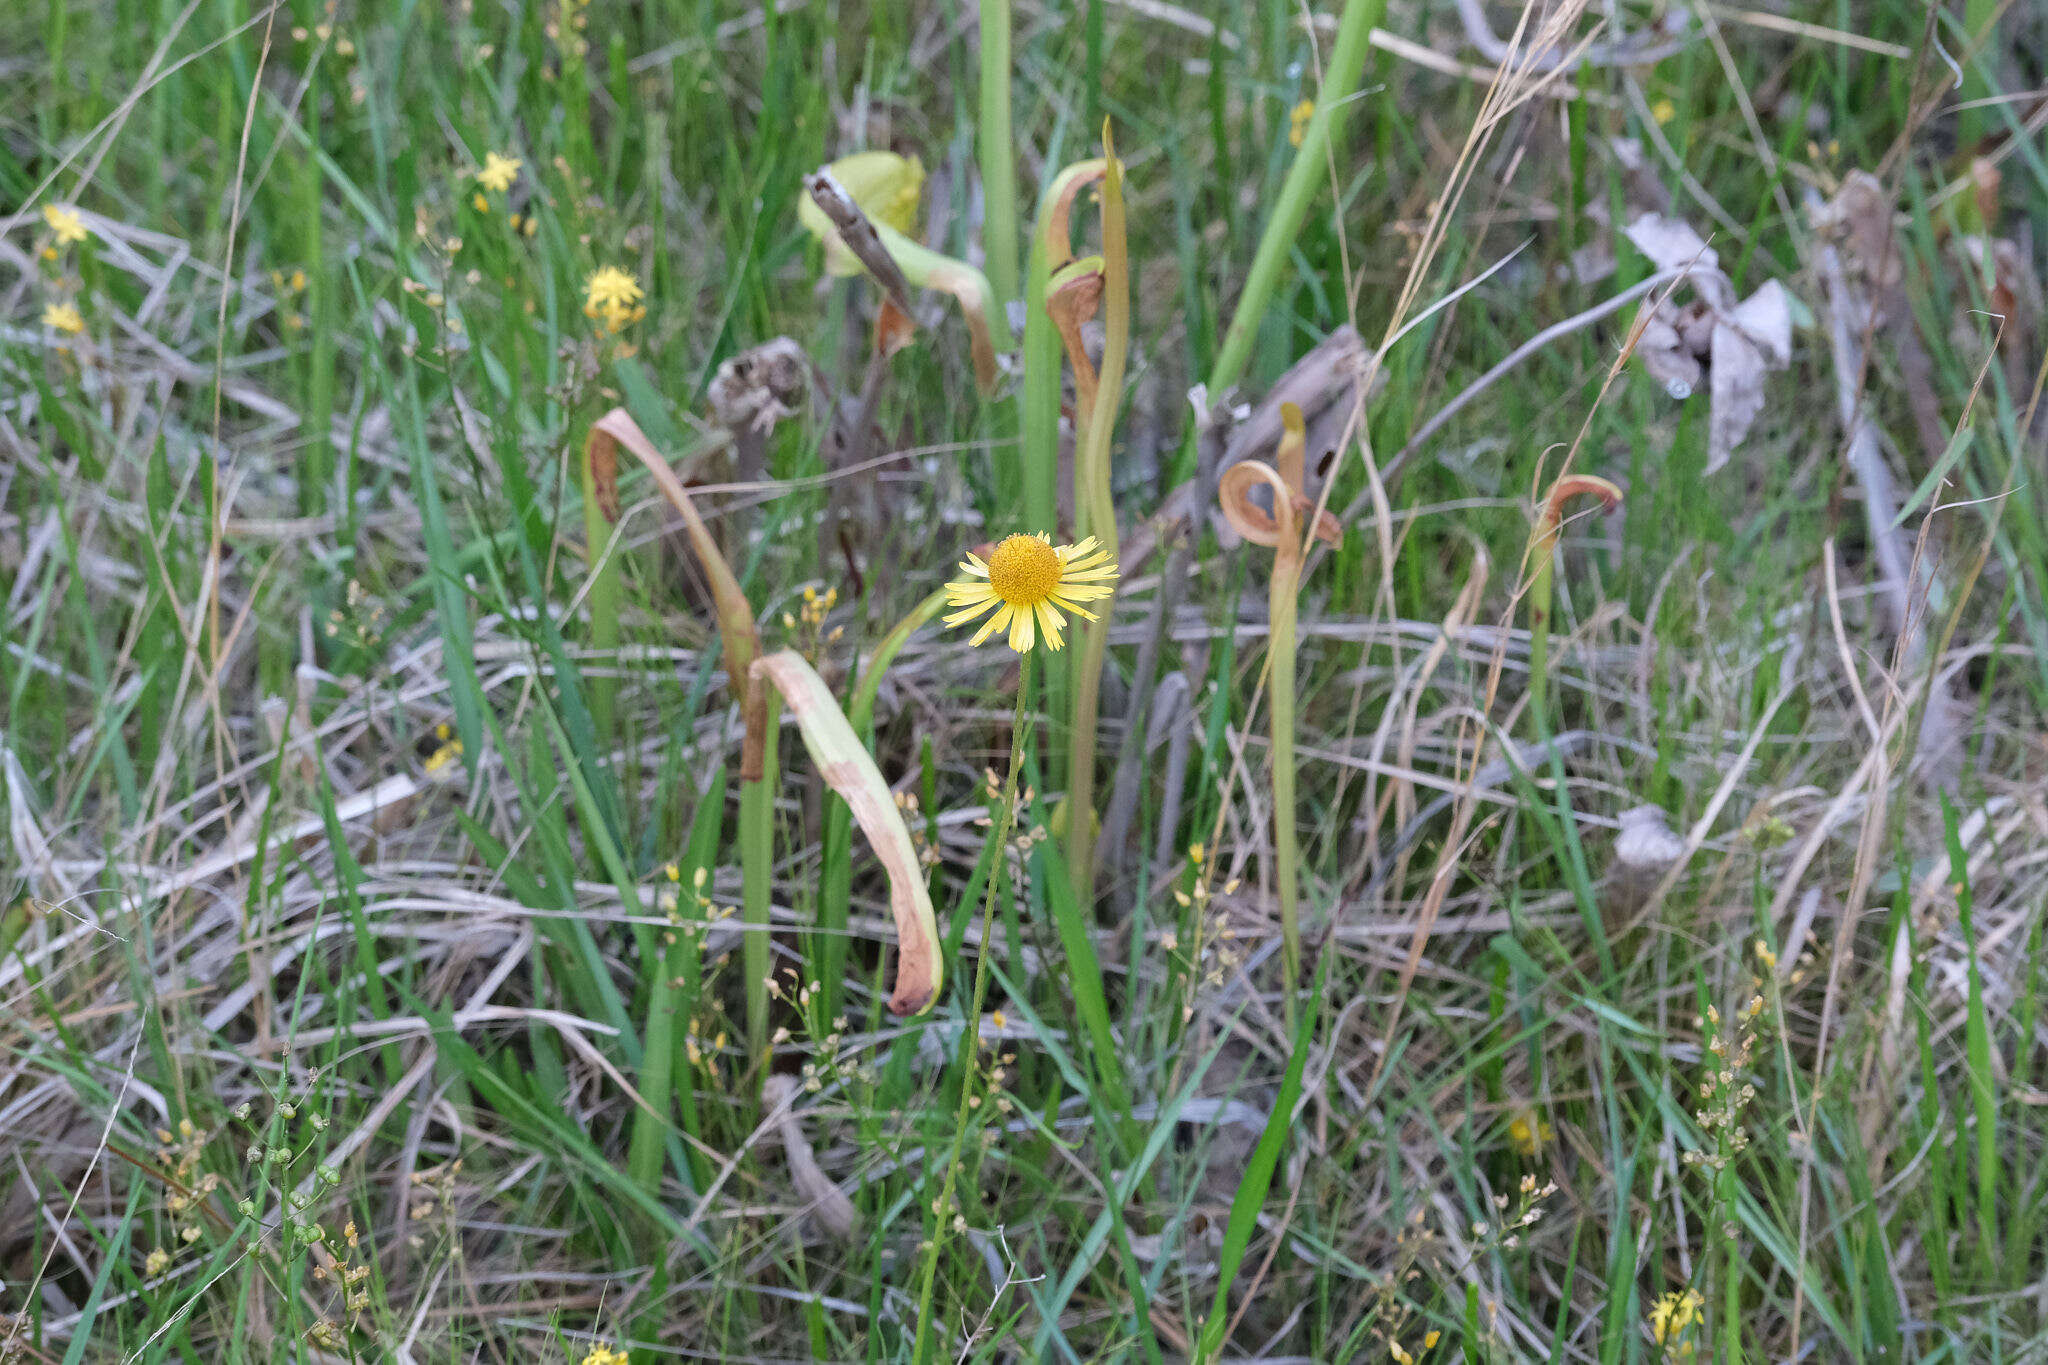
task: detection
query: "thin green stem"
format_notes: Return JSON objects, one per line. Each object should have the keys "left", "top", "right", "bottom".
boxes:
{"left": 1269, "top": 550, "right": 1301, "bottom": 1032}
{"left": 740, "top": 702, "right": 779, "bottom": 1060}
{"left": 913, "top": 650, "right": 1032, "bottom": 1365}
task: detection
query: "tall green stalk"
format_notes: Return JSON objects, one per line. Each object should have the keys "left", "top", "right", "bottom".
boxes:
{"left": 913, "top": 650, "right": 1033, "bottom": 1365}
{"left": 1206, "top": 0, "right": 1388, "bottom": 399}
{"left": 1066, "top": 130, "right": 1127, "bottom": 896}
{"left": 741, "top": 701, "right": 779, "bottom": 1060}
{"left": 578, "top": 453, "right": 621, "bottom": 745}
{"left": 977, "top": 0, "right": 1018, "bottom": 304}
{"left": 1215, "top": 406, "right": 1318, "bottom": 1028}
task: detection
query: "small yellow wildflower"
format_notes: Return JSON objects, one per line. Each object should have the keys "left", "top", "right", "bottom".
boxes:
{"left": 1288, "top": 99, "right": 1315, "bottom": 148}
{"left": 1753, "top": 939, "right": 1777, "bottom": 970}
{"left": 42, "top": 204, "right": 89, "bottom": 245}
{"left": 423, "top": 738, "right": 463, "bottom": 775}
{"left": 42, "top": 302, "right": 84, "bottom": 334}
{"left": 1649, "top": 1288, "right": 1704, "bottom": 1347}
{"left": 472, "top": 191, "right": 489, "bottom": 212}
{"left": 1651, "top": 97, "right": 1677, "bottom": 126}
{"left": 144, "top": 1247, "right": 171, "bottom": 1276}
{"left": 579, "top": 1346, "right": 628, "bottom": 1365}
{"left": 584, "top": 265, "right": 641, "bottom": 311}
{"left": 475, "top": 151, "right": 522, "bottom": 193}
{"left": 943, "top": 533, "right": 1119, "bottom": 654}
{"left": 522, "top": 216, "right": 538, "bottom": 237}
{"left": 583, "top": 266, "right": 646, "bottom": 333}
{"left": 1507, "top": 1109, "right": 1554, "bottom": 1157}
{"left": 1424, "top": 1331, "right": 1441, "bottom": 1349}
{"left": 1390, "top": 1343, "right": 1414, "bottom": 1365}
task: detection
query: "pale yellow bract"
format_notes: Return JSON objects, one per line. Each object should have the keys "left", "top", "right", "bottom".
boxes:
{"left": 944, "top": 533, "right": 1117, "bottom": 654}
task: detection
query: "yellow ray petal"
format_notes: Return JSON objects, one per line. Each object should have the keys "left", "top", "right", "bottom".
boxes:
{"left": 971, "top": 603, "right": 1014, "bottom": 647}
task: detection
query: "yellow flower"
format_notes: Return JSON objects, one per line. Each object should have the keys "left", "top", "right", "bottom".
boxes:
{"left": 42, "top": 204, "right": 89, "bottom": 245}
{"left": 1651, "top": 97, "right": 1677, "bottom": 126}
{"left": 472, "top": 191, "right": 489, "bottom": 213}
{"left": 1289, "top": 99, "right": 1315, "bottom": 148}
{"left": 798, "top": 149, "right": 924, "bottom": 276}
{"left": 41, "top": 302, "right": 84, "bottom": 334}
{"left": 144, "top": 1247, "right": 170, "bottom": 1276}
{"left": 1507, "top": 1109, "right": 1553, "bottom": 1157}
{"left": 584, "top": 265, "right": 642, "bottom": 311}
{"left": 1649, "top": 1288, "right": 1704, "bottom": 1346}
{"left": 944, "top": 533, "right": 1117, "bottom": 654}
{"left": 475, "top": 151, "right": 522, "bottom": 193}
{"left": 582, "top": 266, "right": 646, "bottom": 333}
{"left": 579, "top": 1346, "right": 628, "bottom": 1365}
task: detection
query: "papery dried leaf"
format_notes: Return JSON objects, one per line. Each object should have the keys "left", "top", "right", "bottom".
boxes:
{"left": 761, "top": 1074, "right": 859, "bottom": 1239}
{"left": 1727, "top": 280, "right": 1793, "bottom": 367}
{"left": 1624, "top": 211, "right": 1716, "bottom": 275}
{"left": 1705, "top": 282, "right": 1792, "bottom": 473}
{"left": 1707, "top": 319, "right": 1769, "bottom": 475}
{"left": 1634, "top": 311, "right": 1702, "bottom": 399}
{"left": 1613, "top": 804, "right": 1687, "bottom": 869}
{"left": 749, "top": 649, "right": 942, "bottom": 1017}
{"left": 1812, "top": 171, "right": 1902, "bottom": 296}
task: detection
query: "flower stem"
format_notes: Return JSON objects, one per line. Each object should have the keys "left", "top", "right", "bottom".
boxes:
{"left": 912, "top": 650, "right": 1032, "bottom": 1364}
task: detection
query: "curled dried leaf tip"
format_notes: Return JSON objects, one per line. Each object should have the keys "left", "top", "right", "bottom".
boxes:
{"left": 1037, "top": 159, "right": 1110, "bottom": 271}
{"left": 1533, "top": 473, "right": 1624, "bottom": 551}
{"left": 1217, "top": 403, "right": 1344, "bottom": 550}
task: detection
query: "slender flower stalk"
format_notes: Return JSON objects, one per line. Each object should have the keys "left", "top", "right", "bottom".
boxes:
{"left": 912, "top": 649, "right": 1033, "bottom": 1365}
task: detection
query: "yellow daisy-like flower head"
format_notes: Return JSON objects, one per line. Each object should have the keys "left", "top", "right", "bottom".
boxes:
{"left": 42, "top": 204, "right": 89, "bottom": 246}
{"left": 579, "top": 1346, "right": 629, "bottom": 1365}
{"left": 42, "top": 302, "right": 84, "bottom": 334}
{"left": 944, "top": 533, "right": 1118, "bottom": 654}
{"left": 475, "top": 151, "right": 522, "bottom": 193}
{"left": 584, "top": 265, "right": 642, "bottom": 313}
